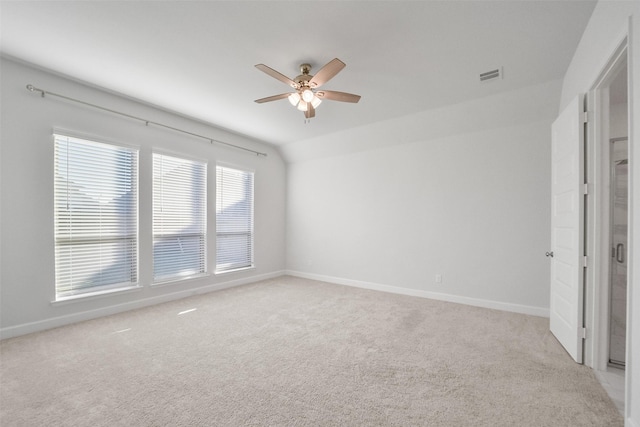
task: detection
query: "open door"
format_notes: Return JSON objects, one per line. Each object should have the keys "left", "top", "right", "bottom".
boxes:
{"left": 549, "top": 95, "right": 585, "bottom": 363}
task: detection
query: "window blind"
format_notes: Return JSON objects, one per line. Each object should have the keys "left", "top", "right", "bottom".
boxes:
{"left": 153, "top": 153, "right": 207, "bottom": 282}
{"left": 54, "top": 134, "right": 138, "bottom": 298}
{"left": 216, "top": 166, "right": 254, "bottom": 273}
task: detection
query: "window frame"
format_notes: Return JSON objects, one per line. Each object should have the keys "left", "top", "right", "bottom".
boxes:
{"left": 152, "top": 151, "right": 208, "bottom": 284}
{"left": 215, "top": 164, "right": 255, "bottom": 274}
{"left": 53, "top": 132, "right": 140, "bottom": 301}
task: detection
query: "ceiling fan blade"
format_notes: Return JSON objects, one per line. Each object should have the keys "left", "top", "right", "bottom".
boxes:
{"left": 308, "top": 58, "right": 346, "bottom": 88}
{"left": 254, "top": 93, "right": 292, "bottom": 103}
{"left": 316, "top": 90, "right": 361, "bottom": 103}
{"left": 307, "top": 103, "right": 315, "bottom": 118}
{"left": 255, "top": 64, "right": 298, "bottom": 88}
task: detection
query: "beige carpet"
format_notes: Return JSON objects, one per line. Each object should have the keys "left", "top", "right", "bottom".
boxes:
{"left": 0, "top": 276, "right": 622, "bottom": 426}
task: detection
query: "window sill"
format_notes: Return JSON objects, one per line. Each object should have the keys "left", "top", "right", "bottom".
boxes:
{"left": 52, "top": 284, "right": 142, "bottom": 305}
{"left": 152, "top": 273, "right": 210, "bottom": 287}
{"left": 214, "top": 265, "right": 255, "bottom": 276}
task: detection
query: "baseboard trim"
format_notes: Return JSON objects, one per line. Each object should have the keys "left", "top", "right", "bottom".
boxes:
{"left": 0, "top": 270, "right": 285, "bottom": 340}
{"left": 286, "top": 270, "right": 550, "bottom": 318}
{"left": 1, "top": 269, "right": 550, "bottom": 340}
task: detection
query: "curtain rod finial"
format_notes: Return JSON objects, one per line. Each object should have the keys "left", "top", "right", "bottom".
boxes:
{"left": 26, "top": 84, "right": 44, "bottom": 97}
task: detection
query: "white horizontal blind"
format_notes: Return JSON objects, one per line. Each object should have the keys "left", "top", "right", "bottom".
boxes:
{"left": 54, "top": 134, "right": 138, "bottom": 298}
{"left": 153, "top": 153, "right": 207, "bottom": 282}
{"left": 216, "top": 166, "right": 254, "bottom": 272}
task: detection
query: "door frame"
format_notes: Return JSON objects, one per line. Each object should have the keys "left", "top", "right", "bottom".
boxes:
{"left": 584, "top": 37, "right": 629, "bottom": 372}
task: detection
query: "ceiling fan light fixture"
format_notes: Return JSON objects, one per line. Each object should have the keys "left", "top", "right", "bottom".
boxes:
{"left": 297, "top": 101, "right": 308, "bottom": 112}
{"left": 311, "top": 96, "right": 322, "bottom": 108}
{"left": 288, "top": 93, "right": 301, "bottom": 106}
{"left": 301, "top": 88, "right": 314, "bottom": 103}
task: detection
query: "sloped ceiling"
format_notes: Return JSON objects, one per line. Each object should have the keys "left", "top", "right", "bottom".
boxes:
{"left": 0, "top": 1, "right": 596, "bottom": 147}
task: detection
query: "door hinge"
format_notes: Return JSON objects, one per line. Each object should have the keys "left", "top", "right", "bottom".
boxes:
{"left": 583, "top": 183, "right": 589, "bottom": 195}
{"left": 583, "top": 256, "right": 588, "bottom": 268}
{"left": 581, "top": 327, "right": 588, "bottom": 340}
{"left": 582, "top": 111, "right": 589, "bottom": 123}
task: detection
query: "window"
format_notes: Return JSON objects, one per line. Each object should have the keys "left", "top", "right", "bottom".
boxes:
{"left": 153, "top": 153, "right": 207, "bottom": 282}
{"left": 54, "top": 134, "right": 138, "bottom": 299}
{"left": 216, "top": 166, "right": 254, "bottom": 273}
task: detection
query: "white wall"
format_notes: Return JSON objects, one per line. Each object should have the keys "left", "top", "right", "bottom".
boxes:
{"left": 559, "top": 1, "right": 640, "bottom": 424}
{"left": 611, "top": 101, "right": 630, "bottom": 138}
{"left": 285, "top": 80, "right": 560, "bottom": 316}
{"left": 0, "top": 58, "right": 287, "bottom": 338}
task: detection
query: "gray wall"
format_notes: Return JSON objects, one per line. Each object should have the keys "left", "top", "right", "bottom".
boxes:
{"left": 285, "top": 80, "right": 560, "bottom": 316}
{"left": 0, "top": 58, "right": 287, "bottom": 338}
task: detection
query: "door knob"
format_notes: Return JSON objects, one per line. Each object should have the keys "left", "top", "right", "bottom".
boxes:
{"left": 545, "top": 251, "right": 554, "bottom": 258}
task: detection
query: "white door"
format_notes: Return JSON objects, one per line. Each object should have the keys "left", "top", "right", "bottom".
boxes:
{"left": 549, "top": 95, "right": 585, "bottom": 363}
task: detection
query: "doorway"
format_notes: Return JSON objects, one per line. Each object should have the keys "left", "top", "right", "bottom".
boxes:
{"left": 607, "top": 63, "right": 628, "bottom": 368}
{"left": 584, "top": 40, "right": 628, "bottom": 414}
{"left": 598, "top": 56, "right": 628, "bottom": 370}
{"left": 609, "top": 136, "right": 628, "bottom": 367}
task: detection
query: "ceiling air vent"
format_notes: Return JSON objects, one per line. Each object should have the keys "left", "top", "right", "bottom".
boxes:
{"left": 479, "top": 67, "right": 502, "bottom": 83}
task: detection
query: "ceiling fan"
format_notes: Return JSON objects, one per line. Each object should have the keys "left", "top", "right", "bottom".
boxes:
{"left": 254, "top": 58, "right": 361, "bottom": 119}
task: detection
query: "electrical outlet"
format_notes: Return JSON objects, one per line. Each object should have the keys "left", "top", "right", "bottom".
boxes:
{"left": 435, "top": 274, "right": 442, "bottom": 284}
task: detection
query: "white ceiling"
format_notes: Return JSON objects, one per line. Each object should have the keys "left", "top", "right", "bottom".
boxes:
{"left": 0, "top": 1, "right": 596, "bottom": 147}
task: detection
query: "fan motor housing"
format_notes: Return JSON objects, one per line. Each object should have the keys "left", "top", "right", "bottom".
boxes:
{"left": 294, "top": 75, "right": 311, "bottom": 85}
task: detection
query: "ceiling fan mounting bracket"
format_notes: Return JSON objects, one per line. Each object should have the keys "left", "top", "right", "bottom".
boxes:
{"left": 300, "top": 63, "right": 312, "bottom": 75}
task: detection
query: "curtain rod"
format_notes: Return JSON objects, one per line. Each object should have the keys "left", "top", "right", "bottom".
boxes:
{"left": 25, "top": 84, "right": 268, "bottom": 157}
